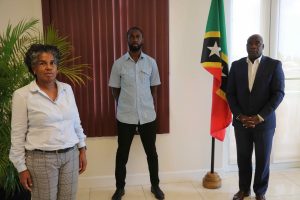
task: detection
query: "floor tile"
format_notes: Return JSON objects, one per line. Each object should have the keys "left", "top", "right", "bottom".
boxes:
{"left": 280, "top": 169, "right": 300, "bottom": 187}
{"left": 143, "top": 182, "right": 203, "bottom": 200}
{"left": 265, "top": 195, "right": 300, "bottom": 200}
{"left": 267, "top": 172, "right": 300, "bottom": 196}
{"left": 89, "top": 185, "right": 145, "bottom": 200}
{"left": 76, "top": 169, "right": 300, "bottom": 200}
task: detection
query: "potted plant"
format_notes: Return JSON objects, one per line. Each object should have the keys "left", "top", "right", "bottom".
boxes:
{"left": 0, "top": 18, "right": 89, "bottom": 199}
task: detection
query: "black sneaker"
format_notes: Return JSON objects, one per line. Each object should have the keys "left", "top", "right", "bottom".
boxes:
{"left": 111, "top": 188, "right": 125, "bottom": 200}
{"left": 151, "top": 185, "right": 165, "bottom": 200}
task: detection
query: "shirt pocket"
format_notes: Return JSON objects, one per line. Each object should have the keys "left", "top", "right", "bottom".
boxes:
{"left": 140, "top": 67, "right": 151, "bottom": 87}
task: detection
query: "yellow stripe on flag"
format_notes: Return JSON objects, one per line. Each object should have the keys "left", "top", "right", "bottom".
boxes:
{"left": 216, "top": 88, "right": 227, "bottom": 101}
{"left": 201, "top": 62, "right": 222, "bottom": 69}
{"left": 204, "top": 31, "right": 220, "bottom": 38}
{"left": 220, "top": 52, "right": 228, "bottom": 64}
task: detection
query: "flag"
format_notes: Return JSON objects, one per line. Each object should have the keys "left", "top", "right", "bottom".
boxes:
{"left": 201, "top": 0, "right": 232, "bottom": 141}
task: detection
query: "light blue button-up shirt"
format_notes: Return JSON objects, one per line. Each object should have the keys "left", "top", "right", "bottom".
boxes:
{"left": 109, "top": 52, "right": 161, "bottom": 124}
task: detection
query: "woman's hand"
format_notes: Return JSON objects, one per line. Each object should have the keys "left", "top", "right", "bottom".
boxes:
{"left": 79, "top": 148, "right": 87, "bottom": 174}
{"left": 19, "top": 169, "right": 32, "bottom": 192}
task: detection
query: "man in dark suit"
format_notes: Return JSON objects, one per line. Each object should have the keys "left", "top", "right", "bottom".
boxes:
{"left": 226, "top": 34, "right": 285, "bottom": 200}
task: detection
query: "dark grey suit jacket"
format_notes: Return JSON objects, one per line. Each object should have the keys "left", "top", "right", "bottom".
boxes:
{"left": 226, "top": 56, "right": 285, "bottom": 130}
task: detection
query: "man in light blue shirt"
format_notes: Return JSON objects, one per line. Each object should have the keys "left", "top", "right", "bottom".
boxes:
{"left": 109, "top": 27, "right": 164, "bottom": 200}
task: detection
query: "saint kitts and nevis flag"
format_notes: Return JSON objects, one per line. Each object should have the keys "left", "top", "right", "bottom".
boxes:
{"left": 201, "top": 0, "right": 232, "bottom": 141}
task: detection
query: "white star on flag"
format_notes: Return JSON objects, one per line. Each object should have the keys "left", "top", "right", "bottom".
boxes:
{"left": 207, "top": 41, "right": 221, "bottom": 57}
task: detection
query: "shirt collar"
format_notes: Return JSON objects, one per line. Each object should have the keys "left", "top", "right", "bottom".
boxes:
{"left": 246, "top": 55, "right": 262, "bottom": 65}
{"left": 29, "top": 80, "right": 66, "bottom": 94}
{"left": 125, "top": 52, "right": 145, "bottom": 61}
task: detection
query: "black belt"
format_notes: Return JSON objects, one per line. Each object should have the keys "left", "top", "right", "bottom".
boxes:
{"left": 32, "top": 146, "right": 75, "bottom": 153}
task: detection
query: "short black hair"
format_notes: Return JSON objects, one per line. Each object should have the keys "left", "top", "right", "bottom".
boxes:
{"left": 24, "top": 44, "right": 60, "bottom": 75}
{"left": 127, "top": 26, "right": 143, "bottom": 38}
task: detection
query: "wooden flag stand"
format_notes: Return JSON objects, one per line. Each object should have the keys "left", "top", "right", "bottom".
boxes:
{"left": 202, "top": 137, "right": 221, "bottom": 189}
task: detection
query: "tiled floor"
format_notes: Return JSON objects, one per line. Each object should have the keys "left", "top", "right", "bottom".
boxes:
{"left": 77, "top": 169, "right": 300, "bottom": 200}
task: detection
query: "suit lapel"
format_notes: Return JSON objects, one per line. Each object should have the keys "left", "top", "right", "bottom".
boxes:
{"left": 240, "top": 58, "right": 250, "bottom": 92}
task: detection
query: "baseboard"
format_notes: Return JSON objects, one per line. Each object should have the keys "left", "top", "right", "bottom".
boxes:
{"left": 78, "top": 169, "right": 222, "bottom": 188}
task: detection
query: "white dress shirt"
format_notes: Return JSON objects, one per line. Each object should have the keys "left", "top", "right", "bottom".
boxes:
{"left": 9, "top": 80, "right": 86, "bottom": 172}
{"left": 246, "top": 55, "right": 264, "bottom": 121}
{"left": 247, "top": 56, "right": 262, "bottom": 91}
{"left": 109, "top": 52, "right": 161, "bottom": 124}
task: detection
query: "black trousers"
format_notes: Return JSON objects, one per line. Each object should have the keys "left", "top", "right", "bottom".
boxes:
{"left": 234, "top": 127, "right": 274, "bottom": 196}
{"left": 115, "top": 120, "right": 160, "bottom": 189}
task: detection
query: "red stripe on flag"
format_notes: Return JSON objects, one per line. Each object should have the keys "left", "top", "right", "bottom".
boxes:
{"left": 210, "top": 78, "right": 232, "bottom": 141}
{"left": 204, "top": 68, "right": 222, "bottom": 83}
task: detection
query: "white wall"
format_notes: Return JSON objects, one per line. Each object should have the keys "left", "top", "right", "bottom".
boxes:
{"left": 0, "top": 0, "right": 226, "bottom": 187}
{"left": 0, "top": 0, "right": 43, "bottom": 31}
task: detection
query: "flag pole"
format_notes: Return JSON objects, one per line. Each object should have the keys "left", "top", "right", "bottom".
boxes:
{"left": 202, "top": 137, "right": 221, "bottom": 189}
{"left": 210, "top": 137, "right": 215, "bottom": 173}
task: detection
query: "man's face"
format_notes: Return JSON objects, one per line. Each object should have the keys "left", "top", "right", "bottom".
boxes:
{"left": 127, "top": 29, "right": 143, "bottom": 52}
{"left": 246, "top": 35, "right": 264, "bottom": 60}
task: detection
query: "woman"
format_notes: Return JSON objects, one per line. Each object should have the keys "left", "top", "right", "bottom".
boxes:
{"left": 9, "top": 44, "right": 87, "bottom": 200}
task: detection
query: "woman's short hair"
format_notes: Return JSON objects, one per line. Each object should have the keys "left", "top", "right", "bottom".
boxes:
{"left": 24, "top": 44, "right": 60, "bottom": 75}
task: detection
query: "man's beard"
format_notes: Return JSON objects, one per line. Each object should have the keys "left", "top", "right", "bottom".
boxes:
{"left": 128, "top": 44, "right": 142, "bottom": 52}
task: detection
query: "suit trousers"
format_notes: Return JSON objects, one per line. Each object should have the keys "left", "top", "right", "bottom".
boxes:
{"left": 115, "top": 120, "right": 159, "bottom": 189}
{"left": 234, "top": 127, "right": 275, "bottom": 196}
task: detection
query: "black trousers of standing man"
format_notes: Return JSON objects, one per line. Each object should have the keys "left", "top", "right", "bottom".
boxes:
{"left": 235, "top": 127, "right": 275, "bottom": 196}
{"left": 115, "top": 120, "right": 160, "bottom": 189}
